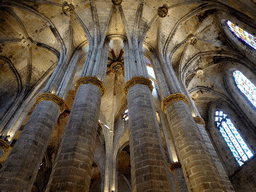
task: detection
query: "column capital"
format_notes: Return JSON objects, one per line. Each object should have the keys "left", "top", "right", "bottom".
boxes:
{"left": 0, "top": 139, "right": 10, "bottom": 153}
{"left": 35, "top": 93, "right": 66, "bottom": 113}
{"left": 169, "top": 162, "right": 182, "bottom": 173}
{"left": 0, "top": 139, "right": 12, "bottom": 166}
{"left": 75, "top": 76, "right": 106, "bottom": 96}
{"left": 161, "top": 93, "right": 189, "bottom": 112}
{"left": 193, "top": 117, "right": 205, "bottom": 127}
{"left": 124, "top": 76, "right": 153, "bottom": 94}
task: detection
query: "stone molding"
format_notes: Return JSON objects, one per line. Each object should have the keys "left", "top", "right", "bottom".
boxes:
{"left": 161, "top": 93, "right": 189, "bottom": 112}
{"left": 169, "top": 162, "right": 182, "bottom": 173}
{"left": 35, "top": 93, "right": 66, "bottom": 113}
{"left": 75, "top": 76, "right": 106, "bottom": 96}
{"left": 124, "top": 76, "right": 153, "bottom": 94}
{"left": 193, "top": 117, "right": 205, "bottom": 127}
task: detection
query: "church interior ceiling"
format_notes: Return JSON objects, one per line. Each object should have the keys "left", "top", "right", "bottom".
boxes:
{"left": 1, "top": 1, "right": 256, "bottom": 190}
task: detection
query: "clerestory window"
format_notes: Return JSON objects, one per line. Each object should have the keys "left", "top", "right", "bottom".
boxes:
{"left": 226, "top": 20, "right": 256, "bottom": 50}
{"left": 233, "top": 70, "right": 256, "bottom": 107}
{"left": 215, "top": 110, "right": 253, "bottom": 166}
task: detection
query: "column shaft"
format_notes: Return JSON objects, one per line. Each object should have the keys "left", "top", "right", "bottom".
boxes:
{"left": 196, "top": 123, "right": 234, "bottom": 191}
{"left": 0, "top": 101, "right": 60, "bottom": 191}
{"left": 127, "top": 84, "right": 169, "bottom": 192}
{"left": 166, "top": 101, "right": 225, "bottom": 192}
{"left": 46, "top": 83, "right": 101, "bottom": 191}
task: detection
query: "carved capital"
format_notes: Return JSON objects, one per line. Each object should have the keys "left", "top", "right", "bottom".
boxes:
{"left": 161, "top": 93, "right": 189, "bottom": 112}
{"left": 35, "top": 93, "right": 66, "bottom": 113}
{"left": 75, "top": 76, "right": 106, "bottom": 96}
{"left": 124, "top": 76, "right": 153, "bottom": 94}
{"left": 193, "top": 117, "right": 205, "bottom": 126}
{"left": 169, "top": 162, "right": 182, "bottom": 173}
{"left": 112, "top": 0, "right": 122, "bottom": 5}
{"left": 158, "top": 5, "right": 168, "bottom": 18}
{"left": 0, "top": 139, "right": 10, "bottom": 153}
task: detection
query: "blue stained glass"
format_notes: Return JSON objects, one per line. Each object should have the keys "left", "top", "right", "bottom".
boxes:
{"left": 226, "top": 20, "right": 256, "bottom": 50}
{"left": 233, "top": 70, "right": 256, "bottom": 107}
{"left": 215, "top": 110, "right": 253, "bottom": 166}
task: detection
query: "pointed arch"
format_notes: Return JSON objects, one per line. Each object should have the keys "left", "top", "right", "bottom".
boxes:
{"left": 215, "top": 110, "right": 253, "bottom": 166}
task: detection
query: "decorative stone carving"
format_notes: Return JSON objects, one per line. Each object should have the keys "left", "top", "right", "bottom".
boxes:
{"left": 158, "top": 5, "right": 168, "bottom": 18}
{"left": 21, "top": 37, "right": 33, "bottom": 48}
{"left": 35, "top": 93, "right": 66, "bottom": 113}
{"left": 112, "top": 0, "right": 122, "bottom": 5}
{"left": 196, "top": 68, "right": 204, "bottom": 76}
{"left": 75, "top": 76, "right": 106, "bottom": 95}
{"left": 110, "top": 61, "right": 123, "bottom": 74}
{"left": 161, "top": 93, "right": 189, "bottom": 112}
{"left": 189, "top": 36, "right": 197, "bottom": 45}
{"left": 169, "top": 162, "right": 182, "bottom": 173}
{"left": 124, "top": 76, "right": 153, "bottom": 94}
{"left": 62, "top": 2, "right": 74, "bottom": 15}
{"left": 193, "top": 116, "right": 205, "bottom": 126}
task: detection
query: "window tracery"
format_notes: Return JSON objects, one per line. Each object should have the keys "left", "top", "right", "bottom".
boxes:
{"left": 226, "top": 20, "right": 256, "bottom": 50}
{"left": 233, "top": 70, "right": 256, "bottom": 107}
{"left": 215, "top": 110, "right": 253, "bottom": 166}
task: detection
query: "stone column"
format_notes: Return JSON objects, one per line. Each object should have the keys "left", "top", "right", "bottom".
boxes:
{"left": 46, "top": 40, "right": 109, "bottom": 191}
{"left": 0, "top": 97, "right": 64, "bottom": 191}
{"left": 169, "top": 162, "right": 188, "bottom": 192}
{"left": 158, "top": 111, "right": 188, "bottom": 192}
{"left": 45, "top": 81, "right": 103, "bottom": 191}
{"left": 125, "top": 78, "right": 169, "bottom": 192}
{"left": 194, "top": 117, "right": 234, "bottom": 192}
{"left": 162, "top": 94, "right": 226, "bottom": 191}
{"left": 0, "top": 15, "right": 83, "bottom": 190}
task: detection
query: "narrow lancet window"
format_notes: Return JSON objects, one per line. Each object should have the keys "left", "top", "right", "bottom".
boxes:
{"left": 215, "top": 110, "right": 253, "bottom": 166}
{"left": 233, "top": 70, "right": 256, "bottom": 107}
{"left": 226, "top": 20, "right": 256, "bottom": 50}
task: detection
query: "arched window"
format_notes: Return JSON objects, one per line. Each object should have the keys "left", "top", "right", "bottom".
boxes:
{"left": 233, "top": 70, "right": 256, "bottom": 107}
{"left": 226, "top": 20, "right": 256, "bottom": 50}
{"left": 215, "top": 110, "right": 253, "bottom": 166}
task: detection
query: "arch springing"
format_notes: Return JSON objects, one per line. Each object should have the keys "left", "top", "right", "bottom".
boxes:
{"left": 215, "top": 110, "right": 253, "bottom": 166}
{"left": 233, "top": 70, "right": 256, "bottom": 107}
{"left": 226, "top": 20, "right": 256, "bottom": 50}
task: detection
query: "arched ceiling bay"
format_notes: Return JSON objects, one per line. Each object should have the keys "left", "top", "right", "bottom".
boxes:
{"left": 1, "top": 0, "right": 256, "bottom": 120}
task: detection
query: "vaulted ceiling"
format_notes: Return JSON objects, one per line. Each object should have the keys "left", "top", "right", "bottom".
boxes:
{"left": 1, "top": 0, "right": 256, "bottom": 123}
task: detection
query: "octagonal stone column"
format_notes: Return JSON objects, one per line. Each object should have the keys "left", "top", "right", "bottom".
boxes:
{"left": 125, "top": 77, "right": 169, "bottom": 192}
{"left": 0, "top": 96, "right": 64, "bottom": 191}
{"left": 162, "top": 94, "right": 227, "bottom": 192}
{"left": 45, "top": 77, "right": 105, "bottom": 192}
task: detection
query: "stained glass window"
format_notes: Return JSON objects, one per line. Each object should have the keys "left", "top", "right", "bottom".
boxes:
{"left": 122, "top": 109, "right": 129, "bottom": 122}
{"left": 215, "top": 110, "right": 253, "bottom": 166}
{"left": 233, "top": 70, "right": 256, "bottom": 107}
{"left": 226, "top": 20, "right": 256, "bottom": 50}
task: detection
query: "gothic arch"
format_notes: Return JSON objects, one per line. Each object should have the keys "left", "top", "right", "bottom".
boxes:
{"left": 207, "top": 100, "right": 256, "bottom": 176}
